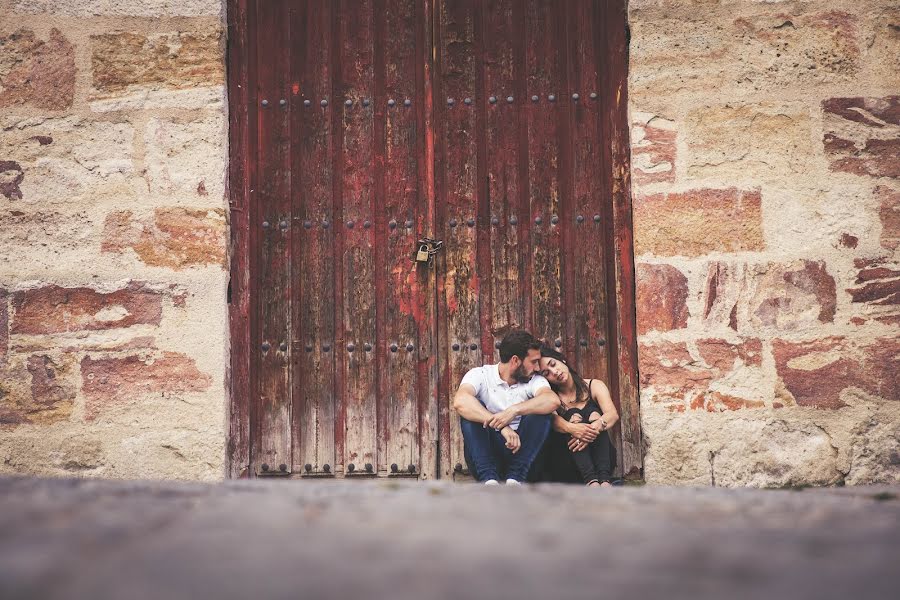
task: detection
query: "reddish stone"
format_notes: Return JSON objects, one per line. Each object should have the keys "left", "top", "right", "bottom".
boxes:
{"left": 633, "top": 188, "right": 764, "bottom": 257}
{"left": 102, "top": 208, "right": 226, "bottom": 270}
{"left": 0, "top": 28, "right": 75, "bottom": 110}
{"left": 0, "top": 354, "right": 75, "bottom": 426}
{"left": 696, "top": 338, "right": 763, "bottom": 370}
{"left": 750, "top": 260, "right": 836, "bottom": 329}
{"left": 635, "top": 263, "right": 689, "bottom": 335}
{"left": 773, "top": 336, "right": 900, "bottom": 408}
{"left": 639, "top": 338, "right": 764, "bottom": 412}
{"left": 838, "top": 233, "right": 858, "bottom": 248}
{"left": 10, "top": 284, "right": 162, "bottom": 335}
{"left": 877, "top": 186, "right": 899, "bottom": 251}
{"left": 823, "top": 96, "right": 900, "bottom": 179}
{"left": 0, "top": 288, "right": 7, "bottom": 365}
{"left": 631, "top": 118, "right": 676, "bottom": 186}
{"left": 847, "top": 257, "right": 900, "bottom": 307}
{"left": 0, "top": 160, "right": 24, "bottom": 201}
{"left": 81, "top": 351, "right": 212, "bottom": 419}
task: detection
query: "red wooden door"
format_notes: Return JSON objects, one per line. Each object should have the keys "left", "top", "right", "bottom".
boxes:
{"left": 233, "top": 0, "right": 640, "bottom": 480}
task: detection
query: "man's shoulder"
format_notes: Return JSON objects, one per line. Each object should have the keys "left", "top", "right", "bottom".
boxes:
{"left": 528, "top": 374, "right": 551, "bottom": 389}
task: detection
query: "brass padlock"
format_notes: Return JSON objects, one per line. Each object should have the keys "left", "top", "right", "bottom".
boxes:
{"left": 416, "top": 243, "right": 430, "bottom": 262}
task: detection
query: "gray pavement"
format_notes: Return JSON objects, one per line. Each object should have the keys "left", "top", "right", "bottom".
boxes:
{"left": 1, "top": 476, "right": 898, "bottom": 600}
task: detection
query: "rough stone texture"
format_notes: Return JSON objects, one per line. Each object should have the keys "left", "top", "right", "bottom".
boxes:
{"left": 0, "top": 354, "right": 76, "bottom": 426}
{"left": 10, "top": 284, "right": 163, "bottom": 335}
{"left": 631, "top": 112, "right": 676, "bottom": 186}
{"left": 878, "top": 186, "right": 900, "bottom": 251}
{"left": 773, "top": 336, "right": 899, "bottom": 409}
{"left": 630, "top": 0, "right": 900, "bottom": 486}
{"left": 633, "top": 188, "right": 764, "bottom": 257}
{"left": 0, "top": 28, "right": 76, "bottom": 110}
{"left": 685, "top": 103, "right": 814, "bottom": 182}
{"left": 823, "top": 96, "right": 899, "bottom": 179}
{"left": 2, "top": 477, "right": 898, "bottom": 600}
{"left": 81, "top": 351, "right": 212, "bottom": 420}
{"left": 91, "top": 30, "right": 224, "bottom": 95}
{"left": 14, "top": 1, "right": 223, "bottom": 17}
{"left": 102, "top": 208, "right": 227, "bottom": 269}
{"left": 0, "top": 6, "right": 227, "bottom": 481}
{"left": 143, "top": 115, "right": 227, "bottom": 202}
{"left": 635, "top": 263, "right": 689, "bottom": 334}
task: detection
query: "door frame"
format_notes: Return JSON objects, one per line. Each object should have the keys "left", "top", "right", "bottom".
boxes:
{"left": 225, "top": 0, "right": 641, "bottom": 480}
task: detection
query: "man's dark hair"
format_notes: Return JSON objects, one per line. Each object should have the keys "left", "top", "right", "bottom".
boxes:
{"left": 498, "top": 330, "right": 540, "bottom": 363}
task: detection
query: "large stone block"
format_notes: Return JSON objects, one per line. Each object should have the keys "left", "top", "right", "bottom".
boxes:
{"left": 633, "top": 188, "right": 764, "bottom": 257}
{"left": 878, "top": 186, "right": 899, "bottom": 251}
{"left": 702, "top": 260, "right": 836, "bottom": 333}
{"left": 91, "top": 30, "right": 224, "bottom": 95}
{"left": 143, "top": 115, "right": 226, "bottom": 201}
{"left": 0, "top": 28, "right": 75, "bottom": 110}
{"left": 81, "top": 351, "right": 212, "bottom": 420}
{"left": 823, "top": 96, "right": 900, "bottom": 180}
{"left": 10, "top": 283, "right": 163, "bottom": 335}
{"left": 635, "top": 263, "right": 689, "bottom": 334}
{"left": 0, "top": 354, "right": 76, "bottom": 427}
{"left": 846, "top": 257, "right": 899, "bottom": 326}
{"left": 15, "top": 0, "right": 222, "bottom": 17}
{"left": 685, "top": 103, "right": 814, "bottom": 182}
{"left": 0, "top": 116, "right": 135, "bottom": 203}
{"left": 773, "top": 336, "right": 899, "bottom": 409}
{"left": 102, "top": 208, "right": 227, "bottom": 270}
{"left": 631, "top": 112, "right": 676, "bottom": 187}
{"left": 630, "top": 7, "right": 860, "bottom": 110}
{"left": 638, "top": 338, "right": 766, "bottom": 413}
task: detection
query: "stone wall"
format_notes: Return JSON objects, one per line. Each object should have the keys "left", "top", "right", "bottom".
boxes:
{"left": 630, "top": 0, "right": 899, "bottom": 485}
{"left": 0, "top": 0, "right": 227, "bottom": 480}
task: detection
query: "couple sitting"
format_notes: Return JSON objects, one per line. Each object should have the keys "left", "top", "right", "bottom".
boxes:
{"left": 452, "top": 330, "right": 619, "bottom": 487}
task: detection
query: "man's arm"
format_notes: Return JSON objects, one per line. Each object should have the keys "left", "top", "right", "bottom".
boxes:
{"left": 452, "top": 383, "right": 494, "bottom": 425}
{"left": 485, "top": 387, "right": 560, "bottom": 430}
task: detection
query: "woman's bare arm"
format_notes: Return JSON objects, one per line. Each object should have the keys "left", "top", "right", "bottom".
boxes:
{"left": 590, "top": 379, "right": 619, "bottom": 430}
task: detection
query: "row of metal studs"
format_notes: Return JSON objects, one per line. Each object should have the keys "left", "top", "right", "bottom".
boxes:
{"left": 260, "top": 215, "right": 604, "bottom": 230}
{"left": 260, "top": 92, "right": 600, "bottom": 107}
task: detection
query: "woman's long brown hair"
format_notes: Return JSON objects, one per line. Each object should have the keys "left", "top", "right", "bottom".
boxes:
{"left": 539, "top": 344, "right": 593, "bottom": 410}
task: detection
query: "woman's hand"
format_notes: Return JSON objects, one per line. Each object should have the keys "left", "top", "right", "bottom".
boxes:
{"left": 568, "top": 437, "right": 588, "bottom": 452}
{"left": 590, "top": 417, "right": 608, "bottom": 432}
{"left": 567, "top": 421, "right": 598, "bottom": 443}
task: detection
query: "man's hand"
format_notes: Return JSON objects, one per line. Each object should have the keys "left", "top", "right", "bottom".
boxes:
{"left": 568, "top": 422, "right": 598, "bottom": 443}
{"left": 568, "top": 437, "right": 588, "bottom": 452}
{"left": 500, "top": 426, "right": 521, "bottom": 454}
{"left": 485, "top": 407, "right": 519, "bottom": 431}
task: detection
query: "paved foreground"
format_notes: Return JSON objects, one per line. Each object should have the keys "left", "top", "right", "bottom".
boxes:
{"left": 0, "top": 476, "right": 898, "bottom": 600}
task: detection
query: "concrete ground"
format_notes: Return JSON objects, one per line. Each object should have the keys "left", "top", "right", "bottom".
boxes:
{"left": 0, "top": 476, "right": 898, "bottom": 600}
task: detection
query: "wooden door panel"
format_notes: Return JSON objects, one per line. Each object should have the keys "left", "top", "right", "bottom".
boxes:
{"left": 291, "top": 0, "right": 336, "bottom": 475}
{"left": 254, "top": 0, "right": 292, "bottom": 475}
{"left": 338, "top": 0, "right": 378, "bottom": 474}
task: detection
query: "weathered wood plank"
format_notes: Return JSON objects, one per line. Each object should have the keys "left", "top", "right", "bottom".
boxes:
{"left": 379, "top": 0, "right": 422, "bottom": 475}
{"left": 339, "top": 0, "right": 377, "bottom": 474}
{"left": 254, "top": 0, "right": 292, "bottom": 474}
{"left": 226, "top": 0, "right": 252, "bottom": 479}
{"left": 525, "top": 0, "right": 563, "bottom": 350}
{"left": 437, "top": 0, "right": 482, "bottom": 479}
{"left": 601, "top": 0, "right": 642, "bottom": 478}
{"left": 483, "top": 0, "right": 525, "bottom": 347}
{"left": 292, "top": 0, "right": 336, "bottom": 475}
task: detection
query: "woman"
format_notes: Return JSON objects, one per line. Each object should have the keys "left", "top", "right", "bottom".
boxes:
{"left": 537, "top": 345, "right": 619, "bottom": 487}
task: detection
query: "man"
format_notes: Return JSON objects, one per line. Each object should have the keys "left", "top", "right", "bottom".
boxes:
{"left": 452, "top": 330, "right": 561, "bottom": 485}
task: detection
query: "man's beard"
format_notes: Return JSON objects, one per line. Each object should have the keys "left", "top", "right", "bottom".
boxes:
{"left": 513, "top": 363, "right": 531, "bottom": 383}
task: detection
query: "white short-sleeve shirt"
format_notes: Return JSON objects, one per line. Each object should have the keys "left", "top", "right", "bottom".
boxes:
{"left": 460, "top": 364, "right": 551, "bottom": 430}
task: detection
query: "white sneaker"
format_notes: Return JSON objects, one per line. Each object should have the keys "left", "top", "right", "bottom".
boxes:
{"left": 483, "top": 479, "right": 499, "bottom": 486}
{"left": 505, "top": 479, "right": 522, "bottom": 486}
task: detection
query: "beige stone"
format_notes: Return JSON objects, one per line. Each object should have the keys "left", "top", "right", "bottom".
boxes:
{"left": 14, "top": 0, "right": 223, "bottom": 17}
{"left": 685, "top": 103, "right": 814, "bottom": 183}
{"left": 0, "top": 116, "right": 136, "bottom": 204}
{"left": 91, "top": 30, "right": 224, "bottom": 96}
{"left": 144, "top": 115, "right": 227, "bottom": 202}
{"left": 0, "top": 353, "right": 76, "bottom": 427}
{"left": 0, "top": 427, "right": 106, "bottom": 476}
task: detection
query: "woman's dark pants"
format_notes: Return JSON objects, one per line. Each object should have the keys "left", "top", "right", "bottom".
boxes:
{"left": 571, "top": 430, "right": 614, "bottom": 484}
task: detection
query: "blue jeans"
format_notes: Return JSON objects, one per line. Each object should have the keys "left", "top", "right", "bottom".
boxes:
{"left": 461, "top": 414, "right": 552, "bottom": 482}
